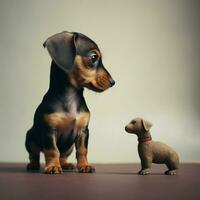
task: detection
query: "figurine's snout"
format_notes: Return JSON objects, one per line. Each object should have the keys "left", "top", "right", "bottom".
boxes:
{"left": 125, "top": 125, "right": 132, "bottom": 133}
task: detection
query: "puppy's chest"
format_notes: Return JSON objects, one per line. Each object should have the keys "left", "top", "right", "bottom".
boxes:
{"left": 45, "top": 91, "right": 90, "bottom": 132}
{"left": 44, "top": 111, "right": 90, "bottom": 132}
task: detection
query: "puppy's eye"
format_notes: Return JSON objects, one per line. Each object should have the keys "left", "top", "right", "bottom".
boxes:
{"left": 90, "top": 54, "right": 98, "bottom": 63}
{"left": 88, "top": 53, "right": 99, "bottom": 67}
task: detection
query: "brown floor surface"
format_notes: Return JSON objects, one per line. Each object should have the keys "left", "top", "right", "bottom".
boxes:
{"left": 0, "top": 163, "right": 199, "bottom": 200}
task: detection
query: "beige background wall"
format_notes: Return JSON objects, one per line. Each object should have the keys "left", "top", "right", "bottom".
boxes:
{"left": 0, "top": 0, "right": 200, "bottom": 163}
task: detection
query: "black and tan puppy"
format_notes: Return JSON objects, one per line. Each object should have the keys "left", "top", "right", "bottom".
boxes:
{"left": 25, "top": 31, "right": 115, "bottom": 174}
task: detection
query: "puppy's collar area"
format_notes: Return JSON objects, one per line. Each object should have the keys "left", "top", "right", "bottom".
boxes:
{"left": 138, "top": 136, "right": 152, "bottom": 143}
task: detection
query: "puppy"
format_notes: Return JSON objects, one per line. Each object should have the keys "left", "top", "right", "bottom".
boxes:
{"left": 125, "top": 117, "right": 179, "bottom": 175}
{"left": 25, "top": 31, "right": 115, "bottom": 174}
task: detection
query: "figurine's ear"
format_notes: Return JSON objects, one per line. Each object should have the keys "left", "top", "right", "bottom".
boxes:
{"left": 43, "top": 31, "right": 77, "bottom": 73}
{"left": 142, "top": 119, "right": 153, "bottom": 132}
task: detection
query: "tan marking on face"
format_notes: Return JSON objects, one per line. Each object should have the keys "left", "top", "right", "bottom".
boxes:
{"left": 69, "top": 55, "right": 97, "bottom": 87}
{"left": 75, "top": 112, "right": 90, "bottom": 129}
{"left": 92, "top": 69, "right": 111, "bottom": 90}
{"left": 44, "top": 113, "right": 75, "bottom": 130}
{"left": 69, "top": 54, "right": 111, "bottom": 91}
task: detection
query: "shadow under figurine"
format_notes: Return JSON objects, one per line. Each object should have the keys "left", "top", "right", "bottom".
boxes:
{"left": 125, "top": 117, "right": 179, "bottom": 175}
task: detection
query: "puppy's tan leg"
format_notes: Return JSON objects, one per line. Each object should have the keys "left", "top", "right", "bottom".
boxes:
{"left": 43, "top": 131, "right": 62, "bottom": 174}
{"left": 60, "top": 145, "right": 76, "bottom": 170}
{"left": 44, "top": 149, "right": 62, "bottom": 174}
{"left": 75, "top": 128, "right": 95, "bottom": 173}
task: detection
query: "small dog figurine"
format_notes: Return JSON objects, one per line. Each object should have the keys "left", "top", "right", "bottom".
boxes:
{"left": 25, "top": 31, "right": 115, "bottom": 174}
{"left": 125, "top": 117, "right": 179, "bottom": 175}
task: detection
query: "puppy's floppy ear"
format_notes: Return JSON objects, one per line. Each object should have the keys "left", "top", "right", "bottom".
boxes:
{"left": 142, "top": 119, "right": 153, "bottom": 132}
{"left": 43, "top": 31, "right": 77, "bottom": 73}
{"left": 74, "top": 32, "right": 98, "bottom": 56}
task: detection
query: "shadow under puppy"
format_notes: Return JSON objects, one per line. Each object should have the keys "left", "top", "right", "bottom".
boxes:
{"left": 25, "top": 31, "right": 115, "bottom": 174}
{"left": 125, "top": 118, "right": 179, "bottom": 175}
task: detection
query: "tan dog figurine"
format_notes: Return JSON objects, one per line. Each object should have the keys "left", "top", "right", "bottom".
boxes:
{"left": 125, "top": 117, "right": 179, "bottom": 175}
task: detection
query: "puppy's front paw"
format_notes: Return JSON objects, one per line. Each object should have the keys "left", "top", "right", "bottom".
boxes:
{"left": 78, "top": 165, "right": 95, "bottom": 173}
{"left": 45, "top": 165, "right": 63, "bottom": 174}
{"left": 138, "top": 169, "right": 151, "bottom": 175}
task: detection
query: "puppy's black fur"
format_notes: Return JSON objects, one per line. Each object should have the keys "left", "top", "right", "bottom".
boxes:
{"left": 25, "top": 31, "right": 115, "bottom": 174}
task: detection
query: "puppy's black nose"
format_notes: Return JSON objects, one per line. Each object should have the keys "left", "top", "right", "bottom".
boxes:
{"left": 109, "top": 79, "right": 115, "bottom": 87}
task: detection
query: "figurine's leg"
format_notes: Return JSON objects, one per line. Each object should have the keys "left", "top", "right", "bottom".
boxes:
{"left": 60, "top": 145, "right": 76, "bottom": 170}
{"left": 138, "top": 157, "right": 152, "bottom": 175}
{"left": 165, "top": 159, "right": 178, "bottom": 175}
{"left": 165, "top": 169, "right": 177, "bottom": 175}
{"left": 75, "top": 127, "right": 95, "bottom": 173}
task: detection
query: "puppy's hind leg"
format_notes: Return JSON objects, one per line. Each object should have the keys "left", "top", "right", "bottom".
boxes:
{"left": 25, "top": 130, "right": 41, "bottom": 171}
{"left": 60, "top": 145, "right": 76, "bottom": 170}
